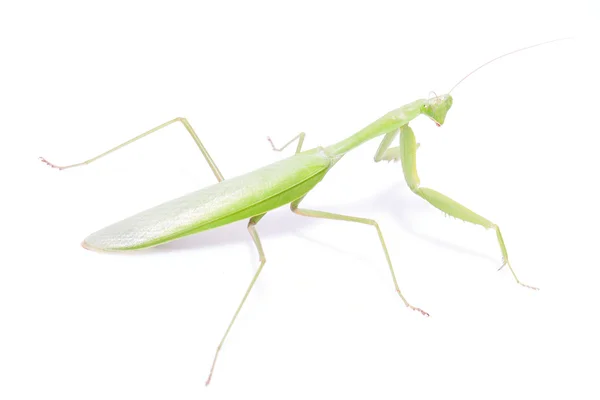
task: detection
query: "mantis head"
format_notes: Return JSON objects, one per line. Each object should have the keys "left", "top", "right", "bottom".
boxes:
{"left": 422, "top": 94, "right": 453, "bottom": 126}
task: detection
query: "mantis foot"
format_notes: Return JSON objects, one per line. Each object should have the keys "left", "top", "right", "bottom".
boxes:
{"left": 266, "top": 136, "right": 280, "bottom": 152}
{"left": 205, "top": 345, "right": 221, "bottom": 386}
{"left": 396, "top": 289, "right": 429, "bottom": 316}
{"left": 518, "top": 282, "right": 540, "bottom": 291}
{"left": 39, "top": 157, "right": 65, "bottom": 170}
{"left": 498, "top": 262, "right": 539, "bottom": 290}
{"left": 408, "top": 304, "right": 430, "bottom": 317}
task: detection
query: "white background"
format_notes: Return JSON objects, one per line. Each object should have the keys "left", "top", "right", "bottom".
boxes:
{"left": 1, "top": 1, "right": 599, "bottom": 399}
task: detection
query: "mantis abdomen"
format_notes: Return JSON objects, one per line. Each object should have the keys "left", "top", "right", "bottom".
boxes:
{"left": 83, "top": 149, "right": 333, "bottom": 251}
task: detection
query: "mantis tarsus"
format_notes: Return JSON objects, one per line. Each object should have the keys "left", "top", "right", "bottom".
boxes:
{"left": 41, "top": 40, "right": 563, "bottom": 385}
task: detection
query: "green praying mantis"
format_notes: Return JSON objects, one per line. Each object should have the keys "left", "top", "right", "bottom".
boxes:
{"left": 41, "top": 40, "right": 563, "bottom": 385}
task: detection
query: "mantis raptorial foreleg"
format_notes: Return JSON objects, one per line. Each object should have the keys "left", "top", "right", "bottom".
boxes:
{"left": 205, "top": 213, "right": 268, "bottom": 386}
{"left": 40, "top": 117, "right": 224, "bottom": 182}
{"left": 374, "top": 129, "right": 418, "bottom": 162}
{"left": 398, "top": 124, "right": 538, "bottom": 290}
{"left": 267, "top": 132, "right": 306, "bottom": 154}
{"left": 374, "top": 129, "right": 401, "bottom": 162}
{"left": 290, "top": 196, "right": 429, "bottom": 316}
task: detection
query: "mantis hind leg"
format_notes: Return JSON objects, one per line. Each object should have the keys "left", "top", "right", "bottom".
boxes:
{"left": 290, "top": 196, "right": 429, "bottom": 316}
{"left": 206, "top": 213, "right": 268, "bottom": 385}
{"left": 398, "top": 124, "right": 538, "bottom": 290}
{"left": 40, "top": 117, "right": 224, "bottom": 182}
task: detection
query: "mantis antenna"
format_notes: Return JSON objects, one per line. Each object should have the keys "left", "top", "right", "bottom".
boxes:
{"left": 448, "top": 38, "right": 571, "bottom": 94}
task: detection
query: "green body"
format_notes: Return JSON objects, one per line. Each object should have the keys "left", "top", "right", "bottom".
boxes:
{"left": 83, "top": 98, "right": 435, "bottom": 252}
{"left": 83, "top": 148, "right": 335, "bottom": 251}
{"left": 44, "top": 79, "right": 539, "bottom": 384}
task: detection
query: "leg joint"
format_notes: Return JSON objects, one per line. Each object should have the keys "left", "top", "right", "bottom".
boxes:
{"left": 408, "top": 182, "right": 421, "bottom": 193}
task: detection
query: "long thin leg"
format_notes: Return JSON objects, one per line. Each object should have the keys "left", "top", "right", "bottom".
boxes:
{"left": 205, "top": 213, "right": 267, "bottom": 386}
{"left": 290, "top": 197, "right": 429, "bottom": 316}
{"left": 267, "top": 132, "right": 305, "bottom": 154}
{"left": 40, "top": 117, "right": 224, "bottom": 182}
{"left": 398, "top": 124, "right": 538, "bottom": 290}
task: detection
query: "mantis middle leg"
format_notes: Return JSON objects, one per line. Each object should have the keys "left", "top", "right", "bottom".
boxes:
{"left": 205, "top": 213, "right": 268, "bottom": 385}
{"left": 290, "top": 196, "right": 429, "bottom": 316}
{"left": 398, "top": 124, "right": 538, "bottom": 290}
{"left": 40, "top": 117, "right": 224, "bottom": 182}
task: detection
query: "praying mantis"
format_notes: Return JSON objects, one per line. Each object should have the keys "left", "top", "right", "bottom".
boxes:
{"left": 41, "top": 40, "right": 562, "bottom": 385}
